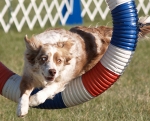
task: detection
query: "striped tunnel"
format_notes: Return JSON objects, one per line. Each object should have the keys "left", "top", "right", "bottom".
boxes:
{"left": 0, "top": 0, "right": 139, "bottom": 109}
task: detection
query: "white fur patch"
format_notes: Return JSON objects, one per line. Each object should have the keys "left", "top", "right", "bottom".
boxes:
{"left": 35, "top": 30, "right": 68, "bottom": 44}
{"left": 17, "top": 94, "right": 29, "bottom": 117}
{"left": 29, "top": 83, "right": 65, "bottom": 107}
{"left": 29, "top": 91, "right": 48, "bottom": 107}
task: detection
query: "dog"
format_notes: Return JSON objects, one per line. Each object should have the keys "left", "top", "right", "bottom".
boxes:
{"left": 17, "top": 16, "right": 150, "bottom": 117}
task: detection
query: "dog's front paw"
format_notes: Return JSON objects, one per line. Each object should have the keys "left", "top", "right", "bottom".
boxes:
{"left": 17, "top": 97, "right": 29, "bottom": 117}
{"left": 29, "top": 92, "right": 47, "bottom": 107}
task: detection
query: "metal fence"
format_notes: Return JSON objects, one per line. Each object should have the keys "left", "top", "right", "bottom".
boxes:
{"left": 0, "top": 0, "right": 150, "bottom": 32}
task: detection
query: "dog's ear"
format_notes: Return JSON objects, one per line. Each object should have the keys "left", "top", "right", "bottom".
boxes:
{"left": 24, "top": 35, "right": 41, "bottom": 51}
{"left": 24, "top": 35, "right": 42, "bottom": 65}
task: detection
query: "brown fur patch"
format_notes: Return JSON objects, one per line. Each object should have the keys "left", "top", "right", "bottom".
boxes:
{"left": 20, "top": 75, "right": 34, "bottom": 96}
{"left": 69, "top": 26, "right": 113, "bottom": 73}
{"left": 70, "top": 27, "right": 98, "bottom": 66}
{"left": 72, "top": 26, "right": 113, "bottom": 43}
{"left": 56, "top": 41, "right": 73, "bottom": 50}
{"left": 25, "top": 48, "right": 42, "bottom": 65}
{"left": 139, "top": 26, "right": 150, "bottom": 38}
{"left": 58, "top": 48, "right": 72, "bottom": 65}
{"left": 56, "top": 40, "right": 73, "bottom": 65}
{"left": 53, "top": 52, "right": 63, "bottom": 65}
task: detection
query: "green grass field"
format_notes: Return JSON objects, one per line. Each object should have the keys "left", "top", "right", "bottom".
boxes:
{"left": 1, "top": 23, "right": 150, "bottom": 121}
{"left": 1, "top": 2, "right": 150, "bottom": 120}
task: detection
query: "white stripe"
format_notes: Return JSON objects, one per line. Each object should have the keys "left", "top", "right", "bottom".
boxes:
{"left": 106, "top": 51, "right": 133, "bottom": 63}
{"left": 62, "top": 76, "right": 93, "bottom": 107}
{"left": 4, "top": 76, "right": 15, "bottom": 99}
{"left": 101, "top": 56, "right": 128, "bottom": 74}
{"left": 13, "top": 76, "right": 22, "bottom": 102}
{"left": 106, "top": 0, "right": 134, "bottom": 11}
{"left": 109, "top": 44, "right": 134, "bottom": 55}
{"left": 100, "top": 44, "right": 134, "bottom": 75}
{"left": 104, "top": 51, "right": 131, "bottom": 66}
{"left": 2, "top": 74, "right": 21, "bottom": 102}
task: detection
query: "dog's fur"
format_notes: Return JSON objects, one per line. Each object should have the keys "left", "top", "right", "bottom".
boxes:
{"left": 17, "top": 16, "right": 150, "bottom": 117}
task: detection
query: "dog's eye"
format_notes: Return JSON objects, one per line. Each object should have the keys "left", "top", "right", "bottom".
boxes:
{"left": 57, "top": 59, "right": 62, "bottom": 63}
{"left": 41, "top": 55, "right": 48, "bottom": 62}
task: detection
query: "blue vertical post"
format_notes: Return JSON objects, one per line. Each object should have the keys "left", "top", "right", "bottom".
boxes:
{"left": 62, "top": 0, "right": 83, "bottom": 25}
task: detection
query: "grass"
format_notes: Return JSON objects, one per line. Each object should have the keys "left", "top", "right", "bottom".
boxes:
{"left": 1, "top": 24, "right": 150, "bottom": 121}
{"left": 1, "top": 1, "right": 150, "bottom": 121}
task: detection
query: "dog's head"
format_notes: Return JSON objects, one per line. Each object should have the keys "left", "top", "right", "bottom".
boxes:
{"left": 24, "top": 35, "right": 73, "bottom": 84}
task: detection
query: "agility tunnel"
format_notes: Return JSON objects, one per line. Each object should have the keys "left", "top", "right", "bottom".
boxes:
{"left": 0, "top": 0, "right": 139, "bottom": 109}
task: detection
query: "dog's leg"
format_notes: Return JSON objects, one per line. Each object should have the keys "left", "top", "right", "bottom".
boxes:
{"left": 17, "top": 76, "right": 34, "bottom": 117}
{"left": 29, "top": 82, "right": 65, "bottom": 107}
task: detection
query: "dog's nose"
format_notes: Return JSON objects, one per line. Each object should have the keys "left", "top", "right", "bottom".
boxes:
{"left": 49, "top": 69, "right": 56, "bottom": 76}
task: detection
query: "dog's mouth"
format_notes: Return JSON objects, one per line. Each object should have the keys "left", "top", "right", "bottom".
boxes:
{"left": 44, "top": 76, "right": 54, "bottom": 81}
{"left": 42, "top": 73, "right": 54, "bottom": 81}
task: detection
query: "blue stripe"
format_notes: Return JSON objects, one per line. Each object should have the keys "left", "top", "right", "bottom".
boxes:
{"left": 31, "top": 89, "right": 66, "bottom": 109}
{"left": 113, "top": 30, "right": 137, "bottom": 34}
{"left": 113, "top": 18, "right": 138, "bottom": 23}
{"left": 111, "top": 1, "right": 136, "bottom": 14}
{"left": 113, "top": 22, "right": 137, "bottom": 26}
{"left": 112, "top": 8, "right": 137, "bottom": 16}
{"left": 113, "top": 25, "right": 138, "bottom": 30}
{"left": 111, "top": 42, "right": 136, "bottom": 51}
{"left": 112, "top": 12, "right": 138, "bottom": 19}
{"left": 112, "top": 33, "right": 138, "bottom": 39}
{"left": 111, "top": 39, "right": 136, "bottom": 48}
{"left": 112, "top": 36, "right": 138, "bottom": 43}
{"left": 111, "top": 1, "right": 139, "bottom": 51}
{"left": 113, "top": 27, "right": 138, "bottom": 31}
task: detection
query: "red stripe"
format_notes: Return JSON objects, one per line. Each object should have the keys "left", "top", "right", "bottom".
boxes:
{"left": 0, "top": 62, "right": 14, "bottom": 94}
{"left": 82, "top": 62, "right": 120, "bottom": 97}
